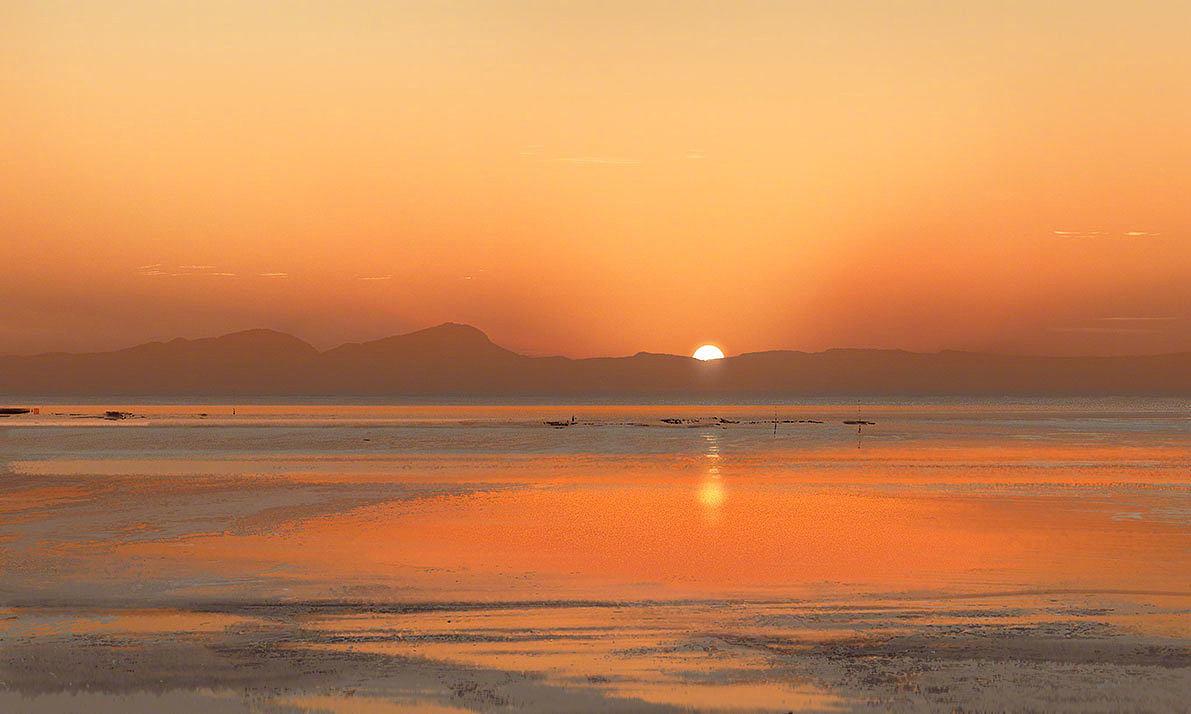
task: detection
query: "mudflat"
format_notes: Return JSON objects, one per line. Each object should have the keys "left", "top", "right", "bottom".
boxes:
{"left": 1, "top": 402, "right": 1188, "bottom": 712}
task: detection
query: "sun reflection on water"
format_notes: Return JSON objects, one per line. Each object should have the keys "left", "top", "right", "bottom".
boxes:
{"left": 698, "top": 431, "right": 725, "bottom": 517}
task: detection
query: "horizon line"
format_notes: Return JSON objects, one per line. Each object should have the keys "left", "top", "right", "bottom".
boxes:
{"left": 3, "top": 322, "right": 1189, "bottom": 361}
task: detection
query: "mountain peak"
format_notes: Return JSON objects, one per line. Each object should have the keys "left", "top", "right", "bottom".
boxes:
{"left": 384, "top": 322, "right": 496, "bottom": 347}
{"left": 190, "top": 328, "right": 317, "bottom": 353}
{"left": 323, "top": 322, "right": 514, "bottom": 360}
{"left": 121, "top": 328, "right": 317, "bottom": 356}
{"left": 419, "top": 322, "right": 491, "bottom": 339}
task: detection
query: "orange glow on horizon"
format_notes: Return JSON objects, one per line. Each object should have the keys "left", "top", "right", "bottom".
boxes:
{"left": 2, "top": 2, "right": 1188, "bottom": 357}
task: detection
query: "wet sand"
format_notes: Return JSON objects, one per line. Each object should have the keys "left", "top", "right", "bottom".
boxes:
{"left": 1, "top": 402, "right": 1188, "bottom": 711}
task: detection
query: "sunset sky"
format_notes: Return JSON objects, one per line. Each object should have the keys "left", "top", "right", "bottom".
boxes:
{"left": 3, "top": 1, "right": 1189, "bottom": 357}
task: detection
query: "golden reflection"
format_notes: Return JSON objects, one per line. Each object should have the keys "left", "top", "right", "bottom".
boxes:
{"left": 698, "top": 479, "right": 725, "bottom": 510}
{"left": 113, "top": 433, "right": 1190, "bottom": 601}
{"left": 698, "top": 431, "right": 725, "bottom": 518}
{"left": 702, "top": 431, "right": 721, "bottom": 460}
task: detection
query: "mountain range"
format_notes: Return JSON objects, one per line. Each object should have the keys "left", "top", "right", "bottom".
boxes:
{"left": 1, "top": 323, "right": 1188, "bottom": 397}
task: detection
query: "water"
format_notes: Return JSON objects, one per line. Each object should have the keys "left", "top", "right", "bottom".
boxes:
{"left": 1, "top": 401, "right": 1188, "bottom": 712}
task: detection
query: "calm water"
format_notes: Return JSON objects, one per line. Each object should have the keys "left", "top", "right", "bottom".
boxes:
{"left": 1, "top": 401, "right": 1188, "bottom": 712}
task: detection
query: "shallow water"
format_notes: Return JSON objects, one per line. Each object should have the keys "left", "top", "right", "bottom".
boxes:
{"left": 1, "top": 401, "right": 1188, "bottom": 711}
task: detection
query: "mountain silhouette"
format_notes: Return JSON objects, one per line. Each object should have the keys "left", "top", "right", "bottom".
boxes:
{"left": 1, "top": 323, "right": 1188, "bottom": 397}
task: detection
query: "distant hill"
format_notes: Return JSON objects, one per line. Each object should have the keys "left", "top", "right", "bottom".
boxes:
{"left": 1, "top": 323, "right": 1188, "bottom": 397}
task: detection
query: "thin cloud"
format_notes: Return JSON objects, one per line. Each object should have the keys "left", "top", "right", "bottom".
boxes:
{"left": 1099, "top": 316, "right": 1178, "bottom": 321}
{"left": 1049, "top": 326, "right": 1157, "bottom": 334}
{"left": 137, "top": 263, "right": 237, "bottom": 277}
{"left": 558, "top": 156, "right": 642, "bottom": 166}
{"left": 135, "top": 263, "right": 168, "bottom": 276}
{"left": 135, "top": 266, "right": 185, "bottom": 277}
{"left": 1052, "top": 230, "right": 1105, "bottom": 238}
{"left": 1052, "top": 229, "right": 1163, "bottom": 238}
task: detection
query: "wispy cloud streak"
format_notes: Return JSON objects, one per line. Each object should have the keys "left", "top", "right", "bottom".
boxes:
{"left": 1050, "top": 326, "right": 1157, "bottom": 334}
{"left": 1052, "top": 229, "right": 1163, "bottom": 238}
{"left": 1099, "top": 316, "right": 1178, "bottom": 322}
{"left": 136, "top": 263, "right": 238, "bottom": 277}
{"left": 558, "top": 156, "right": 642, "bottom": 166}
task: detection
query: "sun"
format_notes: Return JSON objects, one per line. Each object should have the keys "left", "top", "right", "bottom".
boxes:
{"left": 692, "top": 344, "right": 725, "bottom": 361}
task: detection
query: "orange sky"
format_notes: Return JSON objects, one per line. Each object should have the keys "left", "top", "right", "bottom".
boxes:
{"left": 3, "top": 1, "right": 1189, "bottom": 357}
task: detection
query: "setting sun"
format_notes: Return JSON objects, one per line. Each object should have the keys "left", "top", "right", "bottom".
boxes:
{"left": 693, "top": 345, "right": 725, "bottom": 361}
